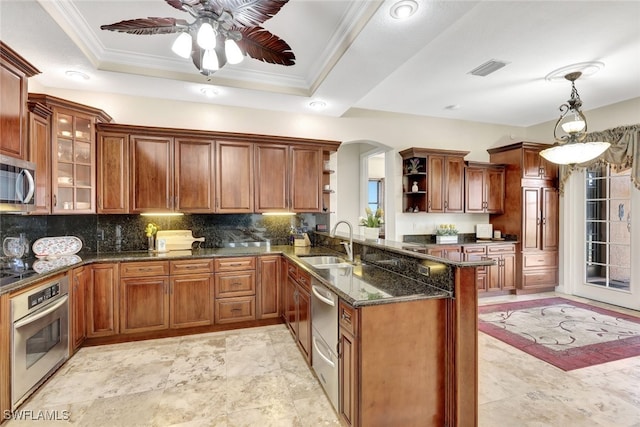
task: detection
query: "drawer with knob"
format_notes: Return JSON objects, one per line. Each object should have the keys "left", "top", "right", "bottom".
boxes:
{"left": 215, "top": 296, "right": 256, "bottom": 323}
{"left": 215, "top": 271, "right": 256, "bottom": 298}
{"left": 120, "top": 261, "right": 169, "bottom": 277}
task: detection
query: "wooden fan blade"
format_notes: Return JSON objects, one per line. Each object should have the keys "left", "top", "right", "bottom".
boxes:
{"left": 165, "top": 0, "right": 204, "bottom": 13}
{"left": 237, "top": 26, "right": 295, "bottom": 66}
{"left": 100, "top": 17, "right": 189, "bottom": 35}
{"left": 211, "top": 0, "right": 289, "bottom": 28}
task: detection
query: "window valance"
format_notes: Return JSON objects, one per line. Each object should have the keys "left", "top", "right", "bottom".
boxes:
{"left": 559, "top": 124, "right": 640, "bottom": 194}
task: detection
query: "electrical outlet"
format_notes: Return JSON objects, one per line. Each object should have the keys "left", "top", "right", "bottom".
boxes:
{"left": 418, "top": 265, "right": 430, "bottom": 277}
{"left": 97, "top": 229, "right": 105, "bottom": 241}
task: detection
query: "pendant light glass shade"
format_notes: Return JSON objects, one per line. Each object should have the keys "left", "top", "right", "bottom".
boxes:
{"left": 225, "top": 39, "right": 244, "bottom": 64}
{"left": 171, "top": 33, "right": 192, "bottom": 58}
{"left": 539, "top": 141, "right": 610, "bottom": 165}
{"left": 197, "top": 22, "right": 216, "bottom": 50}
{"left": 539, "top": 72, "right": 610, "bottom": 165}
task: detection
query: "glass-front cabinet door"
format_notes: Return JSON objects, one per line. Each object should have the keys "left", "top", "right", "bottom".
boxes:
{"left": 52, "top": 110, "right": 95, "bottom": 213}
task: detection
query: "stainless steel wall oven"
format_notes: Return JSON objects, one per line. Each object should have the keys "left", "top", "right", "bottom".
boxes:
{"left": 11, "top": 276, "right": 69, "bottom": 409}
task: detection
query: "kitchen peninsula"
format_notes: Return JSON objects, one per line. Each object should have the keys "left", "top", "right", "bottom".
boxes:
{"left": 0, "top": 233, "right": 487, "bottom": 427}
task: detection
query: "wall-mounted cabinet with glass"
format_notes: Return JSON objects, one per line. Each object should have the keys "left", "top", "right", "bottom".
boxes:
{"left": 28, "top": 94, "right": 112, "bottom": 214}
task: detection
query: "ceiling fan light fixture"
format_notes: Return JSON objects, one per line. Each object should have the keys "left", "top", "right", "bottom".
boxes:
{"left": 390, "top": 0, "right": 418, "bottom": 19}
{"left": 65, "top": 70, "right": 90, "bottom": 81}
{"left": 540, "top": 71, "right": 610, "bottom": 165}
{"left": 202, "top": 49, "right": 219, "bottom": 71}
{"left": 197, "top": 21, "right": 217, "bottom": 50}
{"left": 225, "top": 39, "right": 244, "bottom": 64}
{"left": 172, "top": 33, "right": 192, "bottom": 59}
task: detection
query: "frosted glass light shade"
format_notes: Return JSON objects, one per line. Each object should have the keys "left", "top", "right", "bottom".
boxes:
{"left": 171, "top": 33, "right": 192, "bottom": 58}
{"left": 539, "top": 141, "right": 611, "bottom": 165}
{"left": 225, "top": 39, "right": 244, "bottom": 64}
{"left": 197, "top": 22, "right": 216, "bottom": 49}
{"left": 202, "top": 49, "right": 219, "bottom": 71}
{"left": 561, "top": 119, "right": 586, "bottom": 134}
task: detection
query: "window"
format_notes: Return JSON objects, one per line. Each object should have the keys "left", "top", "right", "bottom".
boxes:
{"left": 367, "top": 179, "right": 383, "bottom": 212}
{"left": 585, "top": 164, "right": 631, "bottom": 291}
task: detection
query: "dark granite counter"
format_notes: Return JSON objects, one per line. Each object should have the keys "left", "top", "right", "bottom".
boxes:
{"left": 0, "top": 235, "right": 491, "bottom": 306}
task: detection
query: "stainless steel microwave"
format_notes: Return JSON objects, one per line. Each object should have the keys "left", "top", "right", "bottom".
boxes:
{"left": 0, "top": 155, "right": 36, "bottom": 213}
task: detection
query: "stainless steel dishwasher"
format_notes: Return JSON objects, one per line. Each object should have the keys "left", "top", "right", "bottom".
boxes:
{"left": 310, "top": 279, "right": 338, "bottom": 410}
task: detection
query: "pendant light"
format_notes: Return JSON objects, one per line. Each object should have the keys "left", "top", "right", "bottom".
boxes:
{"left": 540, "top": 72, "right": 610, "bottom": 165}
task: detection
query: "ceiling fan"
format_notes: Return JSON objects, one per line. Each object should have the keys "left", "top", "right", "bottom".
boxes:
{"left": 101, "top": 0, "right": 296, "bottom": 76}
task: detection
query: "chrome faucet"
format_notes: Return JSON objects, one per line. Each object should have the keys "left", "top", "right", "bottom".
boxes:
{"left": 330, "top": 220, "right": 353, "bottom": 262}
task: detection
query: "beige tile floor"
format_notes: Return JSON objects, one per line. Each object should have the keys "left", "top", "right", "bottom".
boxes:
{"left": 6, "top": 292, "right": 640, "bottom": 426}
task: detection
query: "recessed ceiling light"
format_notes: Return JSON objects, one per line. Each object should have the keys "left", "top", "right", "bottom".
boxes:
{"left": 65, "top": 70, "right": 89, "bottom": 81}
{"left": 390, "top": 0, "right": 418, "bottom": 19}
{"left": 545, "top": 61, "right": 605, "bottom": 81}
{"left": 200, "top": 87, "right": 218, "bottom": 97}
{"left": 445, "top": 104, "right": 461, "bottom": 111}
{"left": 309, "top": 100, "right": 327, "bottom": 110}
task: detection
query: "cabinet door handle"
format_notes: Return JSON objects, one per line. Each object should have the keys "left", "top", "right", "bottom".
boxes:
{"left": 542, "top": 217, "right": 547, "bottom": 225}
{"left": 444, "top": 200, "right": 448, "bottom": 209}
{"left": 231, "top": 282, "right": 242, "bottom": 286}
{"left": 53, "top": 194, "right": 57, "bottom": 207}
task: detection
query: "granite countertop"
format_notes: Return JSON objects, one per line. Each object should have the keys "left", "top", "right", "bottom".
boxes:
{"left": 0, "top": 245, "right": 452, "bottom": 307}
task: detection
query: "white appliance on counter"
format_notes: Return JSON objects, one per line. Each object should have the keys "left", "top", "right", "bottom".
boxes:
{"left": 310, "top": 279, "right": 339, "bottom": 411}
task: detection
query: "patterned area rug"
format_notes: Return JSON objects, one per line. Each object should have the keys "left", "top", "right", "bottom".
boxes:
{"left": 478, "top": 297, "right": 640, "bottom": 371}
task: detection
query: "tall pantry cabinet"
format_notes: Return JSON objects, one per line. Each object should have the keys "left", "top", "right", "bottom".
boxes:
{"left": 488, "top": 142, "right": 559, "bottom": 293}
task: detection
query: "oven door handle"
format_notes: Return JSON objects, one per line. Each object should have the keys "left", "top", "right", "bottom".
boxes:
{"left": 14, "top": 295, "right": 68, "bottom": 329}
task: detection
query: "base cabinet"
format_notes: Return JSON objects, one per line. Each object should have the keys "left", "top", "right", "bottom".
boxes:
{"left": 70, "top": 266, "right": 88, "bottom": 352}
{"left": 284, "top": 260, "right": 311, "bottom": 364}
{"left": 170, "top": 259, "right": 214, "bottom": 328}
{"left": 338, "top": 298, "right": 448, "bottom": 427}
{"left": 214, "top": 257, "right": 256, "bottom": 324}
{"left": 257, "top": 255, "right": 281, "bottom": 319}
{"left": 86, "top": 263, "right": 119, "bottom": 338}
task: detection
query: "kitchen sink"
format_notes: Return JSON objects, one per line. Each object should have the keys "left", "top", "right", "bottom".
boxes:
{"left": 299, "top": 255, "right": 353, "bottom": 269}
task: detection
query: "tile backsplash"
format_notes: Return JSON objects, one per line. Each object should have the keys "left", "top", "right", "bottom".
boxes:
{"left": 0, "top": 213, "right": 327, "bottom": 254}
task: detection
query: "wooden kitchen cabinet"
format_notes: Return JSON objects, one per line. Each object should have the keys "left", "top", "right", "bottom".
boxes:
{"left": 28, "top": 94, "right": 112, "bottom": 214}
{"left": 465, "top": 162, "right": 505, "bottom": 214}
{"left": 87, "top": 263, "right": 119, "bottom": 338}
{"left": 0, "top": 294, "right": 9, "bottom": 420}
{"left": 283, "top": 260, "right": 312, "bottom": 363}
{"left": 99, "top": 125, "right": 216, "bottom": 213}
{"left": 97, "top": 131, "right": 129, "bottom": 213}
{"left": 400, "top": 148, "right": 469, "bottom": 213}
{"left": 486, "top": 244, "right": 516, "bottom": 292}
{"left": 290, "top": 145, "right": 323, "bottom": 212}
{"left": 175, "top": 137, "right": 215, "bottom": 212}
{"left": 337, "top": 297, "right": 448, "bottom": 426}
{"left": 257, "top": 255, "right": 281, "bottom": 319}
{"left": 489, "top": 142, "right": 559, "bottom": 293}
{"left": 70, "top": 266, "right": 88, "bottom": 352}
{"left": 214, "top": 256, "right": 257, "bottom": 323}
{"left": 119, "top": 261, "right": 170, "bottom": 334}
{"left": 428, "top": 245, "right": 462, "bottom": 261}
{"left": 338, "top": 301, "right": 358, "bottom": 427}
{"left": 523, "top": 147, "right": 558, "bottom": 180}
{"left": 0, "top": 42, "right": 39, "bottom": 160}
{"left": 130, "top": 134, "right": 173, "bottom": 212}
{"left": 216, "top": 140, "right": 253, "bottom": 212}
{"left": 27, "top": 100, "right": 53, "bottom": 214}
{"left": 254, "top": 143, "right": 324, "bottom": 213}
{"left": 170, "top": 259, "right": 214, "bottom": 328}
{"left": 462, "top": 245, "right": 488, "bottom": 292}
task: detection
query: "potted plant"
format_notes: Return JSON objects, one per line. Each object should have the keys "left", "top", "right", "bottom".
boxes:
{"left": 436, "top": 224, "right": 458, "bottom": 244}
{"left": 359, "top": 207, "right": 384, "bottom": 239}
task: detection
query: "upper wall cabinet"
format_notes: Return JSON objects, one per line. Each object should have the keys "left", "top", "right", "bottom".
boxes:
{"left": 464, "top": 162, "right": 505, "bottom": 214}
{"left": 98, "top": 123, "right": 340, "bottom": 214}
{"left": 98, "top": 126, "right": 217, "bottom": 214}
{"left": 0, "top": 42, "right": 39, "bottom": 160}
{"left": 254, "top": 143, "right": 326, "bottom": 213}
{"left": 28, "top": 101, "right": 53, "bottom": 214}
{"left": 216, "top": 140, "right": 253, "bottom": 213}
{"left": 28, "top": 94, "right": 112, "bottom": 214}
{"left": 400, "top": 148, "right": 469, "bottom": 213}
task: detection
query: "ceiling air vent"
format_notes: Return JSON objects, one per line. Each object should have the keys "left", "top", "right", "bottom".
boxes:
{"left": 468, "top": 59, "right": 509, "bottom": 77}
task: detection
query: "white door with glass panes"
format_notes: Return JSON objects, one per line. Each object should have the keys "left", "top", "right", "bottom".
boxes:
{"left": 564, "top": 165, "right": 639, "bottom": 309}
